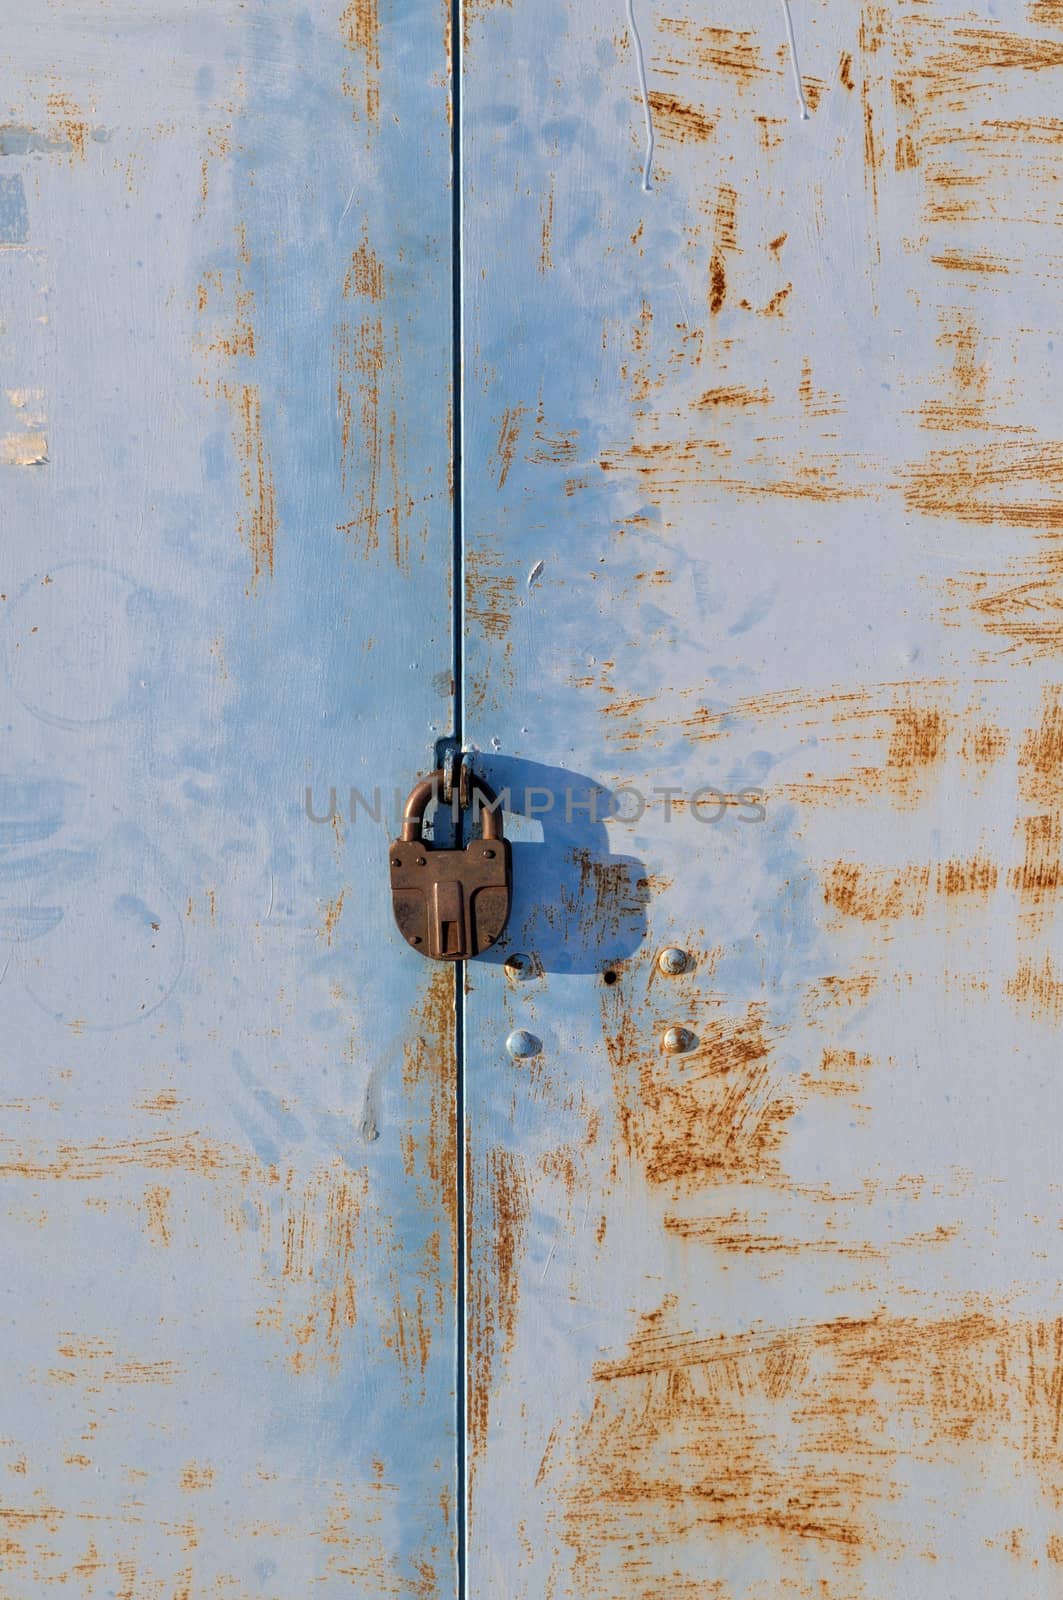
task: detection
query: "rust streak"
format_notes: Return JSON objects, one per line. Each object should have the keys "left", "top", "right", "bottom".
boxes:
{"left": 646, "top": 91, "right": 715, "bottom": 143}
{"left": 558, "top": 1308, "right": 1063, "bottom": 1589}
{"left": 467, "top": 1146, "right": 529, "bottom": 1479}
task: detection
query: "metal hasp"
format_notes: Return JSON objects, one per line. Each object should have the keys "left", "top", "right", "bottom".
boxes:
{"left": 390, "top": 770, "right": 511, "bottom": 960}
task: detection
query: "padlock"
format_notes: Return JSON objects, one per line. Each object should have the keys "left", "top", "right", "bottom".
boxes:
{"left": 390, "top": 770, "right": 511, "bottom": 960}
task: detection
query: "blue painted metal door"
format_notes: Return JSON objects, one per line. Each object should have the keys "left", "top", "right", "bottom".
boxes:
{"left": 1, "top": 3, "right": 457, "bottom": 1593}
{"left": 459, "top": 1, "right": 1063, "bottom": 1595}
{"left": 7, "top": 0, "right": 1063, "bottom": 1595}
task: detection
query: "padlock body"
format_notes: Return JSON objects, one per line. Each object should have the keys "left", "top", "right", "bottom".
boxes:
{"left": 390, "top": 837, "right": 511, "bottom": 960}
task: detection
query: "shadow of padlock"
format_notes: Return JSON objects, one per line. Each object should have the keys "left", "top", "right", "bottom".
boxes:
{"left": 467, "top": 757, "right": 649, "bottom": 975}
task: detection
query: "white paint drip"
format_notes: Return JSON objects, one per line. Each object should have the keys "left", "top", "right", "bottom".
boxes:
{"left": 780, "top": 0, "right": 811, "bottom": 120}
{"left": 626, "top": 0, "right": 655, "bottom": 191}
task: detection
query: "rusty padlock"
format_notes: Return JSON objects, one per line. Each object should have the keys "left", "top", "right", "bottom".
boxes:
{"left": 390, "top": 771, "right": 511, "bottom": 960}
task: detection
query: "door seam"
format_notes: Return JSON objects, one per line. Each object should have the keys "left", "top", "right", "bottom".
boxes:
{"left": 449, "top": 0, "right": 469, "bottom": 1593}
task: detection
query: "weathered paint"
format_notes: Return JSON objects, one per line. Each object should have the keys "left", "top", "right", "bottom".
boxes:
{"left": 461, "top": 0, "right": 1063, "bottom": 1594}
{"left": 8, "top": 0, "right": 1063, "bottom": 1591}
{"left": 0, "top": 1, "right": 456, "bottom": 1595}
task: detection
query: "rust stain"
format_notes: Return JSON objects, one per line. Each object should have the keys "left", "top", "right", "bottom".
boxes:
{"left": 668, "top": 1206, "right": 957, "bottom": 1257}
{"left": 824, "top": 860, "right": 932, "bottom": 922}
{"left": 858, "top": 4, "right": 888, "bottom": 278}
{"left": 335, "top": 310, "right": 411, "bottom": 569}
{"left": 341, "top": 0, "right": 382, "bottom": 125}
{"left": 197, "top": 231, "right": 277, "bottom": 591}
{"left": 199, "top": 120, "right": 234, "bottom": 212}
{"left": 810, "top": 972, "right": 879, "bottom": 1009}
{"left": 916, "top": 313, "right": 998, "bottom": 435}
{"left": 708, "top": 183, "right": 739, "bottom": 316}
{"left": 1018, "top": 684, "right": 1063, "bottom": 806}
{"left": 0, "top": 1131, "right": 266, "bottom": 1184}
{"left": 593, "top": 679, "right": 974, "bottom": 808}
{"left": 260, "top": 1162, "right": 366, "bottom": 1376}
{"left": 937, "top": 852, "right": 999, "bottom": 896}
{"left": 709, "top": 253, "right": 726, "bottom": 315}
{"left": 920, "top": 24, "right": 1063, "bottom": 81}
{"left": 467, "top": 1146, "right": 529, "bottom": 1477}
{"left": 963, "top": 720, "right": 1009, "bottom": 769}
{"left": 603, "top": 988, "right": 788, "bottom": 1188}
{"left": 143, "top": 1184, "right": 171, "bottom": 1248}
{"left": 50, "top": 1335, "right": 179, "bottom": 1390}
{"left": 557, "top": 1307, "right": 1063, "bottom": 1589}
{"left": 222, "top": 381, "right": 277, "bottom": 590}
{"left": 318, "top": 888, "right": 346, "bottom": 947}
{"left": 525, "top": 401, "right": 579, "bottom": 466}
{"left": 824, "top": 852, "right": 998, "bottom": 920}
{"left": 195, "top": 79, "right": 243, "bottom": 212}
{"left": 597, "top": 436, "right": 875, "bottom": 505}
{"left": 713, "top": 183, "right": 738, "bottom": 250}
{"left": 466, "top": 543, "right": 516, "bottom": 641}
{"left": 761, "top": 282, "right": 792, "bottom": 317}
{"left": 798, "top": 359, "right": 843, "bottom": 418}
{"left": 539, "top": 184, "right": 554, "bottom": 273}
{"left": 714, "top": 458, "right": 872, "bottom": 504}
{"left": 1007, "top": 954, "right": 1063, "bottom": 1019}
{"left": 179, "top": 1464, "right": 214, "bottom": 1492}
{"left": 378, "top": 971, "right": 458, "bottom": 1395}
{"left": 491, "top": 405, "right": 528, "bottom": 490}
{"left": 566, "top": 848, "right": 659, "bottom": 939}
{"left": 46, "top": 93, "right": 88, "bottom": 161}
{"left": 655, "top": 19, "right": 766, "bottom": 87}
{"left": 646, "top": 91, "right": 715, "bottom": 144}
{"left": 344, "top": 232, "right": 386, "bottom": 301}
{"left": 1010, "top": 813, "right": 1062, "bottom": 914}
{"left": 886, "top": 705, "right": 948, "bottom": 793}
{"left": 930, "top": 248, "right": 1011, "bottom": 274}
{"left": 894, "top": 15, "right": 1063, "bottom": 230}
{"left": 403, "top": 968, "right": 458, "bottom": 1243}
{"left": 694, "top": 383, "right": 771, "bottom": 410}
{"left": 755, "top": 113, "right": 786, "bottom": 150}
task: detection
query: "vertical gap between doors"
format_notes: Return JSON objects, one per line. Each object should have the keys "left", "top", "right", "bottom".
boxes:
{"left": 449, "top": 0, "right": 469, "bottom": 1593}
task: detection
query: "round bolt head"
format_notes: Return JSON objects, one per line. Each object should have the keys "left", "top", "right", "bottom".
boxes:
{"left": 662, "top": 1026, "right": 695, "bottom": 1055}
{"left": 504, "top": 952, "right": 534, "bottom": 980}
{"left": 658, "top": 947, "right": 688, "bottom": 976}
{"left": 506, "top": 1028, "right": 541, "bottom": 1061}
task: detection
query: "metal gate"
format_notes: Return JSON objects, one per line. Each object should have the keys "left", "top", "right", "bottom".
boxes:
{"left": 3, "top": 0, "right": 1062, "bottom": 1595}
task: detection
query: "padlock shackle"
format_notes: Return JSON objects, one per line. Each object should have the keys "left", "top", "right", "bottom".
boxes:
{"left": 400, "top": 770, "right": 504, "bottom": 843}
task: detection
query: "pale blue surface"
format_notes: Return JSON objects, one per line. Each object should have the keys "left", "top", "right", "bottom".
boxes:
{"left": 460, "top": 0, "right": 1063, "bottom": 1594}
{"left": 1, "top": 1, "right": 456, "bottom": 1592}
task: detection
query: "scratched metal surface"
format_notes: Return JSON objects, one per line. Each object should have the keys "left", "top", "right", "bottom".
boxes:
{"left": 0, "top": 2, "right": 457, "bottom": 1594}
{"left": 461, "top": 0, "right": 1063, "bottom": 1594}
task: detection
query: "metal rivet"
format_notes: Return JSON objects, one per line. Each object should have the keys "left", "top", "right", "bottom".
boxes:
{"left": 658, "top": 947, "right": 688, "bottom": 976}
{"left": 483, "top": 847, "right": 496, "bottom": 858}
{"left": 662, "top": 1026, "right": 694, "bottom": 1054}
{"left": 416, "top": 856, "right": 426, "bottom": 866}
{"left": 506, "top": 1029, "right": 541, "bottom": 1061}
{"left": 505, "top": 952, "right": 534, "bottom": 980}
{"left": 391, "top": 857, "right": 402, "bottom": 868}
